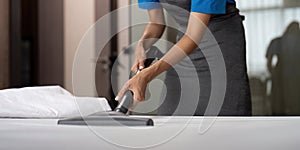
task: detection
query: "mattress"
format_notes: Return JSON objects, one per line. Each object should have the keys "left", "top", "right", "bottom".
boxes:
{"left": 1, "top": 117, "right": 299, "bottom": 150}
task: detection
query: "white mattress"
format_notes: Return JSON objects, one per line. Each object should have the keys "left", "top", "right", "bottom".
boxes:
{"left": 1, "top": 117, "right": 299, "bottom": 150}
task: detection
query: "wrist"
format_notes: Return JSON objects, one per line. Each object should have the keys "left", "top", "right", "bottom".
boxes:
{"left": 140, "top": 67, "right": 157, "bottom": 82}
{"left": 140, "top": 60, "right": 168, "bottom": 82}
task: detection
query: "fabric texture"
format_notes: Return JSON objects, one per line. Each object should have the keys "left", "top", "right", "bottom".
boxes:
{"left": 157, "top": 3, "right": 252, "bottom": 116}
{"left": 0, "top": 86, "right": 111, "bottom": 118}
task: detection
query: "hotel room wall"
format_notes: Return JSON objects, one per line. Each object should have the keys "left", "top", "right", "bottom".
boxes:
{"left": 64, "top": 0, "right": 97, "bottom": 96}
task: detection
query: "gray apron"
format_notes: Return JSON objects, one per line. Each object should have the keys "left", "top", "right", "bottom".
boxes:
{"left": 157, "top": 1, "right": 252, "bottom": 116}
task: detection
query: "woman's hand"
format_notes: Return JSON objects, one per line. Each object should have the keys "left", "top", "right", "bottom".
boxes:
{"left": 131, "top": 41, "right": 147, "bottom": 73}
{"left": 116, "top": 70, "right": 151, "bottom": 110}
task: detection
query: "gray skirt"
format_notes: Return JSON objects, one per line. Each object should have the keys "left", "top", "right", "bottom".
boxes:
{"left": 157, "top": 5, "right": 252, "bottom": 116}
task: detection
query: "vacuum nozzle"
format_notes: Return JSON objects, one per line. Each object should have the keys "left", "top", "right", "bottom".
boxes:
{"left": 115, "top": 90, "right": 133, "bottom": 114}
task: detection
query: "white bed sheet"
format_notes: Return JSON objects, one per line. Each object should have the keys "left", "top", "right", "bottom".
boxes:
{"left": 0, "top": 117, "right": 299, "bottom": 150}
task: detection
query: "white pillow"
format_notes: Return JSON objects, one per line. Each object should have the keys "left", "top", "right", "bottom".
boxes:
{"left": 0, "top": 86, "right": 111, "bottom": 118}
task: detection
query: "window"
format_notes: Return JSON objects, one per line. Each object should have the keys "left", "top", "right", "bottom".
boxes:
{"left": 238, "top": 0, "right": 300, "bottom": 115}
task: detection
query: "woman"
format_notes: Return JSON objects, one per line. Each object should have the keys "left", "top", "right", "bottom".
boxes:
{"left": 116, "top": 0, "right": 252, "bottom": 116}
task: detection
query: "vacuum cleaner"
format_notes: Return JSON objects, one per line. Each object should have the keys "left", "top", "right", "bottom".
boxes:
{"left": 58, "top": 46, "right": 163, "bottom": 126}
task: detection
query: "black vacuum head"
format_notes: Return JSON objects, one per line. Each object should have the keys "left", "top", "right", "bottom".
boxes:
{"left": 58, "top": 113, "right": 154, "bottom": 126}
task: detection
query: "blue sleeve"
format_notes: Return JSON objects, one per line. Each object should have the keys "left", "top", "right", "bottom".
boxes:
{"left": 191, "top": 0, "right": 228, "bottom": 14}
{"left": 138, "top": 0, "right": 161, "bottom": 10}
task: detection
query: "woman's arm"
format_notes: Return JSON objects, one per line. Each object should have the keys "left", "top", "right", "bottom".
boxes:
{"left": 143, "top": 12, "right": 211, "bottom": 82}
{"left": 141, "top": 7, "right": 166, "bottom": 49}
{"left": 132, "top": 7, "right": 166, "bottom": 73}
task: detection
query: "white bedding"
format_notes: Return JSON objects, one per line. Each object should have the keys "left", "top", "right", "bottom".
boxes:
{"left": 0, "top": 86, "right": 111, "bottom": 118}
{"left": 0, "top": 117, "right": 300, "bottom": 150}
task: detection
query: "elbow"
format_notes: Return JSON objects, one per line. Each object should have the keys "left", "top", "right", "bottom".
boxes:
{"left": 142, "top": 23, "right": 166, "bottom": 40}
{"left": 184, "top": 32, "right": 202, "bottom": 46}
{"left": 153, "top": 22, "right": 166, "bottom": 36}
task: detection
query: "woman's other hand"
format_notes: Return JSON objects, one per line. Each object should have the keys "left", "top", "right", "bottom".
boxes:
{"left": 131, "top": 40, "right": 147, "bottom": 73}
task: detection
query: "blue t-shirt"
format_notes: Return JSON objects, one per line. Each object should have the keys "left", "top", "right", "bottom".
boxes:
{"left": 138, "top": 0, "right": 235, "bottom": 14}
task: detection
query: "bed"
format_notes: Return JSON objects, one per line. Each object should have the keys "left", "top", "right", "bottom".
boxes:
{"left": 1, "top": 86, "right": 299, "bottom": 150}
{"left": 1, "top": 117, "right": 300, "bottom": 150}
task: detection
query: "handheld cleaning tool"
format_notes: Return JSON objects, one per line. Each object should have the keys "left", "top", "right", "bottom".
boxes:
{"left": 58, "top": 46, "right": 163, "bottom": 126}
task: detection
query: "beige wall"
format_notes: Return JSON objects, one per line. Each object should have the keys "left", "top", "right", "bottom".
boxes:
{"left": 0, "top": 0, "right": 9, "bottom": 89}
{"left": 116, "top": 0, "right": 131, "bottom": 94}
{"left": 64, "top": 0, "right": 96, "bottom": 96}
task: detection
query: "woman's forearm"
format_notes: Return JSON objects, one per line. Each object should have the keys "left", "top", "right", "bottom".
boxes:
{"left": 142, "top": 13, "right": 211, "bottom": 81}
{"left": 140, "top": 7, "right": 166, "bottom": 49}
{"left": 142, "top": 35, "right": 199, "bottom": 81}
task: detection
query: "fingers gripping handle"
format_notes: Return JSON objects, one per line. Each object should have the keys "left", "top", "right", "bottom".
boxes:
{"left": 115, "top": 58, "right": 155, "bottom": 114}
{"left": 114, "top": 46, "right": 163, "bottom": 114}
{"left": 114, "top": 59, "right": 154, "bottom": 114}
